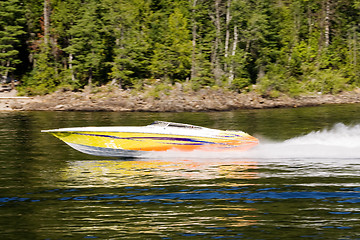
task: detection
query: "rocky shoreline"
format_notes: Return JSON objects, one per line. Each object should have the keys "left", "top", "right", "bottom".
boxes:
{"left": 1, "top": 86, "right": 360, "bottom": 112}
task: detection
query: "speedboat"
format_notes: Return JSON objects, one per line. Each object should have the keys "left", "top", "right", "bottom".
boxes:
{"left": 42, "top": 121, "right": 259, "bottom": 157}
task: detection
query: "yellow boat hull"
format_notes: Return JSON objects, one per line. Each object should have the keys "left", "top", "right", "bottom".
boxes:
{"left": 44, "top": 121, "right": 259, "bottom": 157}
{"left": 50, "top": 131, "right": 258, "bottom": 157}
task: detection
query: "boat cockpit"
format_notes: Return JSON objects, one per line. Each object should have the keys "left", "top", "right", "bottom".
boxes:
{"left": 149, "top": 121, "right": 203, "bottom": 129}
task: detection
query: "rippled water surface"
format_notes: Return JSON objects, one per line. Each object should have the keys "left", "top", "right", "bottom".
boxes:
{"left": 0, "top": 105, "right": 359, "bottom": 239}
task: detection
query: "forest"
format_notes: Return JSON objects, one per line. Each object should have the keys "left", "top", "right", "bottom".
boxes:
{"left": 2, "top": 0, "right": 360, "bottom": 96}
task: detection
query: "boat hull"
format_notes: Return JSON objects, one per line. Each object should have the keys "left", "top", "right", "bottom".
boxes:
{"left": 43, "top": 121, "right": 259, "bottom": 157}
{"left": 66, "top": 142, "right": 143, "bottom": 157}
{"left": 48, "top": 131, "right": 258, "bottom": 156}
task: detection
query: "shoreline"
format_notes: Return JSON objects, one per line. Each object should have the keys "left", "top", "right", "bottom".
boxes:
{"left": 1, "top": 87, "right": 360, "bottom": 112}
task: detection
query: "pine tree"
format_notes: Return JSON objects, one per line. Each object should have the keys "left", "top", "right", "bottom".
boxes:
{"left": 51, "top": 0, "right": 83, "bottom": 84}
{"left": 150, "top": 6, "right": 192, "bottom": 81}
{"left": 190, "top": 0, "right": 215, "bottom": 86}
{"left": 0, "top": 0, "right": 26, "bottom": 83}
{"left": 65, "top": 0, "right": 107, "bottom": 88}
{"left": 103, "top": 0, "right": 152, "bottom": 88}
{"left": 9, "top": 0, "right": 360, "bottom": 95}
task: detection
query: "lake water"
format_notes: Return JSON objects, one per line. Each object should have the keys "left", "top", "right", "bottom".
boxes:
{"left": 0, "top": 104, "right": 359, "bottom": 239}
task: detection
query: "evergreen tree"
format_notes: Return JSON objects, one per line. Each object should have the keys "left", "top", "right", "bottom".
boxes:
{"left": 9, "top": 0, "right": 360, "bottom": 95}
{"left": 23, "top": 0, "right": 60, "bottom": 94}
{"left": 226, "top": 0, "right": 252, "bottom": 87}
{"left": 150, "top": 6, "right": 192, "bottom": 81}
{"left": 51, "top": 0, "right": 83, "bottom": 84}
{"left": 0, "top": 0, "right": 26, "bottom": 82}
{"left": 103, "top": 0, "right": 152, "bottom": 88}
{"left": 65, "top": 0, "right": 107, "bottom": 87}
{"left": 188, "top": 0, "right": 215, "bottom": 86}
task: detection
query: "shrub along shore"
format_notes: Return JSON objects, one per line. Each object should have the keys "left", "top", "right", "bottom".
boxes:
{"left": 1, "top": 83, "right": 360, "bottom": 112}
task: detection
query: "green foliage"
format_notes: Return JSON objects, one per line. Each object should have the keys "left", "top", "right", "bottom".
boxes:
{"left": 61, "top": 0, "right": 108, "bottom": 87}
{"left": 102, "top": 0, "right": 152, "bottom": 88}
{"left": 7, "top": 0, "right": 360, "bottom": 95}
{"left": 19, "top": 46, "right": 58, "bottom": 95}
{"left": 0, "top": 0, "right": 26, "bottom": 79}
{"left": 189, "top": 76, "right": 215, "bottom": 91}
{"left": 304, "top": 69, "right": 350, "bottom": 94}
{"left": 231, "top": 77, "right": 251, "bottom": 91}
{"left": 257, "top": 63, "right": 302, "bottom": 96}
{"left": 145, "top": 82, "right": 172, "bottom": 99}
{"left": 150, "top": 7, "right": 192, "bottom": 81}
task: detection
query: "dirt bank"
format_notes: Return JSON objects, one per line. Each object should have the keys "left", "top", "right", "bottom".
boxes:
{"left": 1, "top": 86, "right": 360, "bottom": 112}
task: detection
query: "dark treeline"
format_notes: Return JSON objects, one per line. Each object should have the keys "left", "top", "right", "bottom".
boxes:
{"left": 2, "top": 0, "right": 360, "bottom": 95}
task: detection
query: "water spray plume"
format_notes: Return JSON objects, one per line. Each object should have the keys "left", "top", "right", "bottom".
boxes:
{"left": 146, "top": 123, "right": 360, "bottom": 160}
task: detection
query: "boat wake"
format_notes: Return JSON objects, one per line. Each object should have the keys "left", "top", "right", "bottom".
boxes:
{"left": 145, "top": 123, "right": 360, "bottom": 160}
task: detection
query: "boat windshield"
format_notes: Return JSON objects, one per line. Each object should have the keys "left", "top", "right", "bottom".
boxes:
{"left": 149, "top": 121, "right": 203, "bottom": 129}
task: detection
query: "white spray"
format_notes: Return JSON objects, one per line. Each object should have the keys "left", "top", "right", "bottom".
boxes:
{"left": 145, "top": 123, "right": 360, "bottom": 160}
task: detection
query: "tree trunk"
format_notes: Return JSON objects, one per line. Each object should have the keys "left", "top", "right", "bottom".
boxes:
{"left": 224, "top": 0, "right": 231, "bottom": 60}
{"left": 324, "top": 0, "right": 330, "bottom": 47}
{"left": 213, "top": 0, "right": 222, "bottom": 83}
{"left": 88, "top": 68, "right": 93, "bottom": 90}
{"left": 229, "top": 25, "right": 238, "bottom": 85}
{"left": 117, "top": 28, "right": 125, "bottom": 89}
{"left": 4, "top": 60, "right": 10, "bottom": 80}
{"left": 190, "top": 0, "right": 197, "bottom": 80}
{"left": 350, "top": 26, "right": 358, "bottom": 77}
{"left": 306, "top": 6, "right": 313, "bottom": 62}
{"left": 354, "top": 28, "right": 357, "bottom": 69}
{"left": 43, "top": 0, "right": 50, "bottom": 47}
{"left": 4, "top": 60, "right": 14, "bottom": 90}
{"left": 69, "top": 53, "right": 75, "bottom": 82}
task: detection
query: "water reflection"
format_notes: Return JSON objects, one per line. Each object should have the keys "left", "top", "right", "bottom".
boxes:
{"left": 43, "top": 158, "right": 262, "bottom": 237}
{"left": 62, "top": 158, "right": 259, "bottom": 187}
{"left": 1, "top": 108, "right": 360, "bottom": 239}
